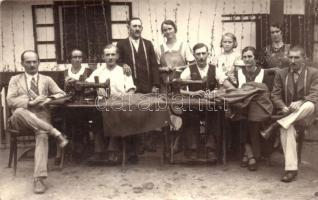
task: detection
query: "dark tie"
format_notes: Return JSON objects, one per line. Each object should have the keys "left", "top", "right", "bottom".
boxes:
{"left": 30, "top": 77, "right": 39, "bottom": 96}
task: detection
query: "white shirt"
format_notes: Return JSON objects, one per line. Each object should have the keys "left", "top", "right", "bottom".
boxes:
{"left": 67, "top": 64, "right": 88, "bottom": 80}
{"left": 129, "top": 37, "right": 140, "bottom": 52}
{"left": 216, "top": 50, "right": 241, "bottom": 74}
{"left": 86, "top": 63, "right": 136, "bottom": 96}
{"left": 180, "top": 64, "right": 225, "bottom": 84}
{"left": 25, "top": 72, "right": 38, "bottom": 91}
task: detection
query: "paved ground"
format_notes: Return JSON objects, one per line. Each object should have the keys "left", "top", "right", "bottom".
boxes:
{"left": 1, "top": 147, "right": 318, "bottom": 200}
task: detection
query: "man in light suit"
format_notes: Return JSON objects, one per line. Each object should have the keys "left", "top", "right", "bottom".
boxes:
{"left": 261, "top": 46, "right": 318, "bottom": 182}
{"left": 6, "top": 50, "right": 68, "bottom": 194}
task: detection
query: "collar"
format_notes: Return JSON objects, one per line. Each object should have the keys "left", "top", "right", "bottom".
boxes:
{"left": 129, "top": 37, "right": 140, "bottom": 43}
{"left": 289, "top": 66, "right": 303, "bottom": 75}
{"left": 25, "top": 72, "right": 39, "bottom": 81}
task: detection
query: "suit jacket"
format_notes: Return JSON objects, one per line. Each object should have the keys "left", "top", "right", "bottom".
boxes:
{"left": 7, "top": 73, "right": 65, "bottom": 121}
{"left": 116, "top": 37, "right": 160, "bottom": 93}
{"left": 271, "top": 66, "right": 318, "bottom": 112}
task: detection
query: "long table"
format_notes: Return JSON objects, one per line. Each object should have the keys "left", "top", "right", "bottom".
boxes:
{"left": 49, "top": 93, "right": 227, "bottom": 167}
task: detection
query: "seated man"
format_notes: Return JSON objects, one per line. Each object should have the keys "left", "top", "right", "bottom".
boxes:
{"left": 86, "top": 44, "right": 136, "bottom": 162}
{"left": 261, "top": 46, "right": 318, "bottom": 182}
{"left": 179, "top": 43, "right": 232, "bottom": 161}
{"left": 6, "top": 50, "right": 68, "bottom": 194}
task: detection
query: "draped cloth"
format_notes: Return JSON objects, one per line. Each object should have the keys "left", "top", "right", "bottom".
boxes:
{"left": 101, "top": 93, "right": 170, "bottom": 137}
{"left": 211, "top": 82, "right": 273, "bottom": 122}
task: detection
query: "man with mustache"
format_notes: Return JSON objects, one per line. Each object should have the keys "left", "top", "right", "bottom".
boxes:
{"left": 179, "top": 43, "right": 233, "bottom": 161}
{"left": 6, "top": 50, "right": 68, "bottom": 194}
{"left": 116, "top": 17, "right": 160, "bottom": 163}
{"left": 261, "top": 46, "right": 318, "bottom": 182}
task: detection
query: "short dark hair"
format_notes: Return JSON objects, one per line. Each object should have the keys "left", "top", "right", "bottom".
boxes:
{"left": 270, "top": 22, "right": 283, "bottom": 32}
{"left": 128, "top": 17, "right": 142, "bottom": 26}
{"left": 70, "top": 49, "right": 83, "bottom": 58}
{"left": 242, "top": 46, "right": 258, "bottom": 59}
{"left": 103, "top": 44, "right": 119, "bottom": 54}
{"left": 220, "top": 32, "right": 237, "bottom": 48}
{"left": 161, "top": 19, "right": 177, "bottom": 34}
{"left": 21, "top": 50, "right": 39, "bottom": 62}
{"left": 289, "top": 45, "right": 306, "bottom": 57}
{"left": 193, "top": 43, "right": 209, "bottom": 54}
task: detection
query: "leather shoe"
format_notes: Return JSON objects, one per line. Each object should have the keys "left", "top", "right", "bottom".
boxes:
{"left": 281, "top": 171, "right": 297, "bottom": 182}
{"left": 260, "top": 122, "right": 279, "bottom": 140}
{"left": 33, "top": 178, "right": 47, "bottom": 194}
{"left": 247, "top": 157, "right": 258, "bottom": 171}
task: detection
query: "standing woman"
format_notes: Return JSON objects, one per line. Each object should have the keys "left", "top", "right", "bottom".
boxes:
{"left": 260, "top": 23, "right": 290, "bottom": 72}
{"left": 157, "top": 19, "right": 194, "bottom": 92}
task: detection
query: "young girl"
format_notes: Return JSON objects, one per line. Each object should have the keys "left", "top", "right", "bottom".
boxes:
{"left": 216, "top": 33, "right": 241, "bottom": 85}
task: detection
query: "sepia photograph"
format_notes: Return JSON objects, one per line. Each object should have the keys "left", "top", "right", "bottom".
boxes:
{"left": 0, "top": 0, "right": 318, "bottom": 199}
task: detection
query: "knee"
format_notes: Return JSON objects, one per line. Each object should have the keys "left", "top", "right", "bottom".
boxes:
{"left": 302, "top": 101, "right": 315, "bottom": 113}
{"left": 12, "top": 107, "right": 27, "bottom": 118}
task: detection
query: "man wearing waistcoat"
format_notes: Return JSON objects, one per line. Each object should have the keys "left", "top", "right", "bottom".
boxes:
{"left": 180, "top": 43, "right": 232, "bottom": 161}
{"left": 261, "top": 46, "right": 318, "bottom": 182}
{"left": 116, "top": 17, "right": 160, "bottom": 163}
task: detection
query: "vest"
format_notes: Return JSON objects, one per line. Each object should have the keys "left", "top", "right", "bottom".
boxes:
{"left": 188, "top": 63, "right": 217, "bottom": 91}
{"left": 237, "top": 67, "right": 264, "bottom": 88}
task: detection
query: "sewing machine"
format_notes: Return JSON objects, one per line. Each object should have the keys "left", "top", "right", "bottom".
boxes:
{"left": 67, "top": 77, "right": 110, "bottom": 102}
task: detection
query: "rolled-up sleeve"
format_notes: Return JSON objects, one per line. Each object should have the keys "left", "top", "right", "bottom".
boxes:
{"left": 124, "top": 75, "right": 136, "bottom": 92}
{"left": 180, "top": 67, "right": 191, "bottom": 80}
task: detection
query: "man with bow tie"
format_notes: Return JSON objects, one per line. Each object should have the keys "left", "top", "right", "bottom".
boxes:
{"left": 6, "top": 50, "right": 68, "bottom": 194}
{"left": 261, "top": 46, "right": 318, "bottom": 182}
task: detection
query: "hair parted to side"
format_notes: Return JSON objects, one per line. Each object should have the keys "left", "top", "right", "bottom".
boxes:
{"left": 161, "top": 19, "right": 177, "bottom": 34}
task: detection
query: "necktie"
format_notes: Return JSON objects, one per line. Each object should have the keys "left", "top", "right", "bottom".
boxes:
{"left": 30, "top": 77, "right": 39, "bottom": 97}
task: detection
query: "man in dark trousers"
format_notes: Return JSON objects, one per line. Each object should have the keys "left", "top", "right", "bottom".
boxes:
{"left": 262, "top": 46, "right": 318, "bottom": 182}
{"left": 116, "top": 17, "right": 160, "bottom": 163}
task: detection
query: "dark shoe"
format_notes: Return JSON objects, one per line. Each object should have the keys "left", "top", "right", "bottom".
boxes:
{"left": 247, "top": 157, "right": 258, "bottom": 171}
{"left": 240, "top": 155, "right": 248, "bottom": 168}
{"left": 281, "top": 171, "right": 297, "bottom": 182}
{"left": 260, "top": 122, "right": 279, "bottom": 140}
{"left": 128, "top": 155, "right": 139, "bottom": 164}
{"left": 33, "top": 178, "right": 47, "bottom": 194}
{"left": 57, "top": 135, "right": 69, "bottom": 148}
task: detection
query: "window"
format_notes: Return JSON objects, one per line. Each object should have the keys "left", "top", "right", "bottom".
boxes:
{"left": 32, "top": 5, "right": 57, "bottom": 62}
{"left": 53, "top": 1, "right": 131, "bottom": 64}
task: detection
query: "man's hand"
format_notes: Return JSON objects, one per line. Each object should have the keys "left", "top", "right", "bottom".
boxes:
{"left": 191, "top": 90, "right": 206, "bottom": 98}
{"left": 122, "top": 64, "right": 132, "bottom": 76}
{"left": 281, "top": 106, "right": 290, "bottom": 114}
{"left": 289, "top": 100, "right": 303, "bottom": 112}
{"left": 28, "top": 96, "right": 47, "bottom": 107}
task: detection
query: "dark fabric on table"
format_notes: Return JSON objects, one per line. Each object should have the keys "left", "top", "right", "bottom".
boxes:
{"left": 101, "top": 94, "right": 170, "bottom": 137}
{"left": 212, "top": 82, "right": 273, "bottom": 122}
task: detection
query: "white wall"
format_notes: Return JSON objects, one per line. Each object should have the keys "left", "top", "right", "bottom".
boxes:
{"left": 0, "top": 0, "right": 306, "bottom": 70}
